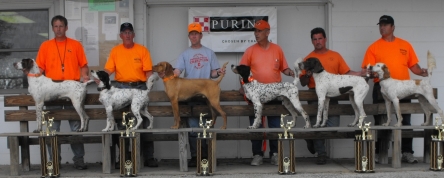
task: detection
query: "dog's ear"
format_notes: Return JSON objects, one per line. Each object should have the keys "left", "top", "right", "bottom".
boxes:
{"left": 237, "top": 65, "right": 251, "bottom": 83}
{"left": 382, "top": 65, "right": 391, "bottom": 79}
{"left": 312, "top": 58, "right": 324, "bottom": 73}
{"left": 23, "top": 58, "right": 34, "bottom": 70}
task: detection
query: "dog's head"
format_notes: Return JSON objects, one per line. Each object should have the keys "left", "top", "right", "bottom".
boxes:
{"left": 231, "top": 64, "right": 251, "bottom": 84}
{"left": 13, "top": 58, "right": 40, "bottom": 74}
{"left": 293, "top": 57, "right": 304, "bottom": 77}
{"left": 90, "top": 70, "right": 111, "bottom": 90}
{"left": 300, "top": 57, "right": 324, "bottom": 74}
{"left": 152, "top": 61, "right": 174, "bottom": 78}
{"left": 370, "top": 63, "right": 391, "bottom": 80}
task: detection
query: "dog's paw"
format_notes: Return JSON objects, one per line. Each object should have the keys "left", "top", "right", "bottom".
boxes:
{"left": 248, "top": 126, "right": 257, "bottom": 129}
{"left": 320, "top": 124, "right": 326, "bottom": 128}
{"left": 171, "top": 125, "right": 179, "bottom": 129}
{"left": 313, "top": 124, "right": 320, "bottom": 128}
{"left": 382, "top": 123, "right": 390, "bottom": 126}
{"left": 347, "top": 123, "right": 356, "bottom": 127}
{"left": 146, "top": 125, "right": 153, "bottom": 129}
{"left": 394, "top": 123, "right": 402, "bottom": 127}
{"left": 303, "top": 125, "right": 311, "bottom": 129}
{"left": 421, "top": 122, "right": 429, "bottom": 126}
{"left": 219, "top": 125, "right": 227, "bottom": 130}
{"left": 102, "top": 128, "right": 112, "bottom": 132}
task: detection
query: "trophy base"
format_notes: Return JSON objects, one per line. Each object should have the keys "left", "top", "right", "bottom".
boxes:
{"left": 196, "top": 173, "right": 213, "bottom": 176}
{"left": 41, "top": 176, "right": 58, "bottom": 178}
{"left": 120, "top": 174, "right": 137, "bottom": 177}
{"left": 429, "top": 168, "right": 443, "bottom": 171}
{"left": 278, "top": 171, "right": 296, "bottom": 175}
{"left": 354, "top": 170, "right": 375, "bottom": 173}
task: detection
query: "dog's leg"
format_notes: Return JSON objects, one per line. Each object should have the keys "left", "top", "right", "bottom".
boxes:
{"left": 34, "top": 101, "right": 44, "bottom": 133}
{"left": 391, "top": 98, "right": 403, "bottom": 127}
{"left": 170, "top": 98, "right": 181, "bottom": 129}
{"left": 313, "top": 95, "right": 326, "bottom": 128}
{"left": 249, "top": 100, "right": 263, "bottom": 129}
{"left": 382, "top": 95, "right": 394, "bottom": 126}
{"left": 282, "top": 98, "right": 297, "bottom": 128}
{"left": 419, "top": 94, "right": 444, "bottom": 126}
{"left": 103, "top": 106, "right": 115, "bottom": 132}
{"left": 131, "top": 102, "right": 145, "bottom": 130}
{"left": 205, "top": 99, "right": 218, "bottom": 126}
{"left": 320, "top": 97, "right": 330, "bottom": 127}
{"left": 206, "top": 98, "right": 227, "bottom": 129}
{"left": 348, "top": 93, "right": 360, "bottom": 127}
{"left": 286, "top": 90, "right": 310, "bottom": 128}
{"left": 140, "top": 106, "right": 154, "bottom": 129}
{"left": 71, "top": 99, "right": 87, "bottom": 132}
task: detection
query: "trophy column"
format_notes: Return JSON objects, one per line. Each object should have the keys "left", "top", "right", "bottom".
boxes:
{"left": 430, "top": 117, "right": 444, "bottom": 171}
{"left": 196, "top": 113, "right": 214, "bottom": 176}
{"left": 119, "top": 112, "right": 138, "bottom": 177}
{"left": 39, "top": 111, "right": 59, "bottom": 178}
{"left": 354, "top": 122, "right": 374, "bottom": 173}
{"left": 277, "top": 114, "right": 296, "bottom": 174}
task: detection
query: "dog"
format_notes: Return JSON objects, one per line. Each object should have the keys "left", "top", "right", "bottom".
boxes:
{"left": 369, "top": 51, "right": 444, "bottom": 126}
{"left": 90, "top": 70, "right": 159, "bottom": 131}
{"left": 152, "top": 61, "right": 228, "bottom": 129}
{"left": 231, "top": 64, "right": 310, "bottom": 129}
{"left": 298, "top": 57, "right": 369, "bottom": 127}
{"left": 13, "top": 58, "right": 93, "bottom": 132}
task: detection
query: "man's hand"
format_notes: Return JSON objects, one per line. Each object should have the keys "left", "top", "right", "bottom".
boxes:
{"left": 239, "top": 87, "right": 245, "bottom": 95}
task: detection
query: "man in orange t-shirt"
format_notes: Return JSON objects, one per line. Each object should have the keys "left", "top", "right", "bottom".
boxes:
{"left": 104, "top": 22, "right": 157, "bottom": 167}
{"left": 299, "top": 27, "right": 363, "bottom": 165}
{"left": 35, "top": 15, "right": 89, "bottom": 170}
{"left": 239, "top": 20, "right": 295, "bottom": 166}
{"left": 361, "top": 15, "right": 428, "bottom": 164}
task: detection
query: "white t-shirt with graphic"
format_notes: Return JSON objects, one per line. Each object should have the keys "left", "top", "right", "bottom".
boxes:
{"left": 175, "top": 45, "right": 220, "bottom": 79}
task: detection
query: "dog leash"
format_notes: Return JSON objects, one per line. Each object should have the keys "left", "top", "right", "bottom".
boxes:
{"left": 240, "top": 76, "right": 267, "bottom": 152}
{"left": 27, "top": 73, "right": 43, "bottom": 77}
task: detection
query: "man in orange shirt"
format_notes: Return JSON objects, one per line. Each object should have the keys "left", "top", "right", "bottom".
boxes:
{"left": 299, "top": 27, "right": 363, "bottom": 165}
{"left": 239, "top": 20, "right": 295, "bottom": 166}
{"left": 36, "top": 15, "right": 89, "bottom": 170}
{"left": 361, "top": 15, "right": 428, "bottom": 164}
{"left": 105, "top": 22, "right": 158, "bottom": 167}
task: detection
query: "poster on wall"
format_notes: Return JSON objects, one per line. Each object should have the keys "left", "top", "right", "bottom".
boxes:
{"left": 189, "top": 7, "right": 277, "bottom": 52}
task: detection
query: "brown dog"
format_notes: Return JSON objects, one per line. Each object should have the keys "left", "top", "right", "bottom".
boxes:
{"left": 153, "top": 61, "right": 228, "bottom": 129}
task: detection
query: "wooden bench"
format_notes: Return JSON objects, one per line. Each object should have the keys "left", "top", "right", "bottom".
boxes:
{"left": 1, "top": 89, "right": 438, "bottom": 175}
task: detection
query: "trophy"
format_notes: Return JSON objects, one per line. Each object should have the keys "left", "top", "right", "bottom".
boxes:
{"left": 39, "top": 111, "right": 59, "bottom": 178}
{"left": 354, "top": 119, "right": 374, "bottom": 173}
{"left": 197, "top": 113, "right": 214, "bottom": 176}
{"left": 119, "top": 112, "right": 137, "bottom": 177}
{"left": 278, "top": 114, "right": 296, "bottom": 174}
{"left": 430, "top": 117, "right": 444, "bottom": 171}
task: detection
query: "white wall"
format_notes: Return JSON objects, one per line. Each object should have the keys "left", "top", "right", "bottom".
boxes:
{"left": 1, "top": 0, "right": 444, "bottom": 164}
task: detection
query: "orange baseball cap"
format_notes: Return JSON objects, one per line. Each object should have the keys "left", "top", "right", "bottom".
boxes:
{"left": 188, "top": 22, "right": 202, "bottom": 33}
{"left": 254, "top": 20, "right": 270, "bottom": 30}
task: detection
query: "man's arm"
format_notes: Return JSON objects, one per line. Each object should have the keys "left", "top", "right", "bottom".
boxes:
{"left": 146, "top": 70, "right": 153, "bottom": 79}
{"left": 345, "top": 70, "right": 366, "bottom": 77}
{"left": 80, "top": 65, "right": 90, "bottom": 82}
{"left": 410, "top": 64, "right": 428, "bottom": 77}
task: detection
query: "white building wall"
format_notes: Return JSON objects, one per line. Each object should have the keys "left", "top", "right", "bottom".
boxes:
{"left": 1, "top": 0, "right": 444, "bottom": 164}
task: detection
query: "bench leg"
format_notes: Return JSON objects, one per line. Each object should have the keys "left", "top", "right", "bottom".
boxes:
{"left": 20, "top": 121, "right": 30, "bottom": 171}
{"left": 392, "top": 130, "right": 402, "bottom": 168}
{"left": 179, "top": 131, "right": 188, "bottom": 172}
{"left": 211, "top": 133, "right": 217, "bottom": 172}
{"left": 424, "top": 129, "right": 432, "bottom": 163}
{"left": 8, "top": 136, "right": 19, "bottom": 176}
{"left": 102, "top": 134, "right": 111, "bottom": 174}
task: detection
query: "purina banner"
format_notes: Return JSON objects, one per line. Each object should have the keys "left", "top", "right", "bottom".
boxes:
{"left": 188, "top": 7, "right": 277, "bottom": 52}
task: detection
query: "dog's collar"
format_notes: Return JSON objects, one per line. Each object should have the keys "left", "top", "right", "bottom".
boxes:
{"left": 97, "top": 87, "right": 107, "bottom": 91}
{"left": 27, "top": 73, "right": 43, "bottom": 77}
{"left": 241, "top": 76, "right": 254, "bottom": 85}
{"left": 162, "top": 74, "right": 177, "bottom": 82}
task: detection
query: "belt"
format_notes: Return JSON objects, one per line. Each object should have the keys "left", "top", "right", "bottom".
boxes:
{"left": 118, "top": 81, "right": 145, "bottom": 86}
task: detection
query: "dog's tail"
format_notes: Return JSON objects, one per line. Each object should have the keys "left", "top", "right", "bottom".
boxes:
{"left": 427, "top": 50, "right": 435, "bottom": 79}
{"left": 293, "top": 57, "right": 303, "bottom": 85}
{"left": 215, "top": 62, "right": 229, "bottom": 84}
{"left": 146, "top": 72, "right": 160, "bottom": 91}
{"left": 83, "top": 80, "right": 94, "bottom": 86}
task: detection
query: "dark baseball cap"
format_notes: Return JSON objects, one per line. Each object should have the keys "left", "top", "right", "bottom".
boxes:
{"left": 120, "top": 22, "right": 134, "bottom": 32}
{"left": 377, "top": 15, "right": 394, "bottom": 25}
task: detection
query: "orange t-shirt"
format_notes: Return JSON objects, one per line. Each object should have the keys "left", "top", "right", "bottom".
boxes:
{"left": 300, "top": 50, "right": 350, "bottom": 89}
{"left": 105, "top": 43, "right": 153, "bottom": 82}
{"left": 36, "top": 38, "right": 88, "bottom": 80}
{"left": 239, "top": 43, "right": 289, "bottom": 83}
{"left": 361, "top": 37, "right": 419, "bottom": 82}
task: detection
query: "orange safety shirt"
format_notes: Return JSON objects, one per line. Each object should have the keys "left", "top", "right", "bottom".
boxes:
{"left": 300, "top": 50, "right": 350, "bottom": 89}
{"left": 36, "top": 38, "right": 88, "bottom": 80}
{"left": 361, "top": 37, "right": 419, "bottom": 82}
{"left": 105, "top": 43, "right": 153, "bottom": 82}
{"left": 240, "top": 43, "right": 289, "bottom": 83}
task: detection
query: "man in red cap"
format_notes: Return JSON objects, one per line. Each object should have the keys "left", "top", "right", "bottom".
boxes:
{"left": 239, "top": 19, "right": 295, "bottom": 166}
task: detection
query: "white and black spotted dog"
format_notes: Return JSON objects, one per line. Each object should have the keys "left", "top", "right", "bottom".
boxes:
{"left": 298, "top": 57, "right": 369, "bottom": 127}
{"left": 90, "top": 70, "right": 159, "bottom": 131}
{"left": 13, "top": 58, "right": 93, "bottom": 132}
{"left": 370, "top": 51, "right": 444, "bottom": 127}
{"left": 231, "top": 64, "right": 310, "bottom": 129}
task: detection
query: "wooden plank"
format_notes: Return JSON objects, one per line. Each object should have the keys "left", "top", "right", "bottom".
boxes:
{"left": 8, "top": 136, "right": 19, "bottom": 176}
{"left": 5, "top": 103, "right": 437, "bottom": 122}
{"left": 4, "top": 89, "right": 437, "bottom": 106}
{"left": 102, "top": 134, "right": 111, "bottom": 174}
{"left": 392, "top": 130, "right": 402, "bottom": 168}
{"left": 178, "top": 132, "right": 188, "bottom": 172}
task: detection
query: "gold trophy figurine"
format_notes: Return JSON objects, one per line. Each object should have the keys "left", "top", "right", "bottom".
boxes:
{"left": 434, "top": 117, "right": 444, "bottom": 141}
{"left": 359, "top": 122, "right": 372, "bottom": 141}
{"left": 201, "top": 159, "right": 209, "bottom": 175}
{"left": 280, "top": 114, "right": 290, "bottom": 139}
{"left": 46, "top": 161, "right": 53, "bottom": 176}
{"left": 438, "top": 155, "right": 443, "bottom": 170}
{"left": 283, "top": 157, "right": 290, "bottom": 174}
{"left": 125, "top": 160, "right": 133, "bottom": 176}
{"left": 198, "top": 113, "right": 211, "bottom": 138}
{"left": 41, "top": 111, "right": 50, "bottom": 136}
{"left": 361, "top": 156, "right": 368, "bottom": 172}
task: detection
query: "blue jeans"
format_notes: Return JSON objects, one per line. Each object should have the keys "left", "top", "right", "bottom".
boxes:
{"left": 307, "top": 100, "right": 340, "bottom": 157}
{"left": 46, "top": 105, "right": 85, "bottom": 162}
{"left": 249, "top": 115, "right": 280, "bottom": 157}
{"left": 372, "top": 83, "right": 413, "bottom": 154}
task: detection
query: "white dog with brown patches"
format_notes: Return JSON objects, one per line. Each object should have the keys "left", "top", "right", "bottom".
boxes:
{"left": 370, "top": 51, "right": 444, "bottom": 126}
